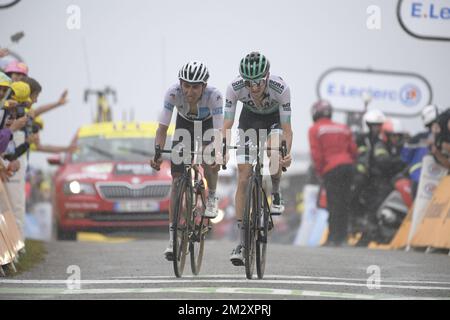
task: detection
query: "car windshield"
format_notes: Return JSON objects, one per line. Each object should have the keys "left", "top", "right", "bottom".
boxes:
{"left": 71, "top": 136, "right": 155, "bottom": 163}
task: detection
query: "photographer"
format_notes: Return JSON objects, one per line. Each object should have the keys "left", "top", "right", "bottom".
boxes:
{"left": 2, "top": 80, "right": 33, "bottom": 245}
{"left": 401, "top": 105, "right": 443, "bottom": 197}
{"left": 431, "top": 108, "right": 450, "bottom": 170}
{"left": 0, "top": 109, "right": 28, "bottom": 182}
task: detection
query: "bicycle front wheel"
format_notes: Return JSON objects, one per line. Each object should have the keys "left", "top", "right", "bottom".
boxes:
{"left": 172, "top": 178, "right": 191, "bottom": 278}
{"left": 244, "top": 177, "right": 259, "bottom": 279}
{"left": 189, "top": 212, "right": 208, "bottom": 275}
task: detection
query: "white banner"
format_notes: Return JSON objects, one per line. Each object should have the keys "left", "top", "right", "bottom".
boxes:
{"left": 407, "top": 155, "right": 448, "bottom": 246}
{"left": 398, "top": 0, "right": 450, "bottom": 41}
{"left": 317, "top": 68, "right": 432, "bottom": 116}
{"left": 293, "top": 185, "right": 328, "bottom": 247}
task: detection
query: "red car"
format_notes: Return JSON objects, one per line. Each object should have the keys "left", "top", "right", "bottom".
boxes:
{"left": 48, "top": 121, "right": 174, "bottom": 240}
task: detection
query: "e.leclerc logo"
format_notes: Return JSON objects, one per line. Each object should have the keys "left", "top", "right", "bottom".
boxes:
{"left": 399, "top": 84, "right": 422, "bottom": 106}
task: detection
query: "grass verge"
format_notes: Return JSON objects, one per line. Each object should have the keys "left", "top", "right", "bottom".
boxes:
{"left": 2, "top": 239, "right": 47, "bottom": 277}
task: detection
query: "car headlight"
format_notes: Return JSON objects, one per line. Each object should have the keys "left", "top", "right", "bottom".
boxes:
{"left": 63, "top": 181, "right": 96, "bottom": 195}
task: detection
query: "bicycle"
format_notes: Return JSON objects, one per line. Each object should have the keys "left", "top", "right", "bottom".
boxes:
{"left": 153, "top": 144, "right": 211, "bottom": 278}
{"left": 222, "top": 139, "right": 287, "bottom": 279}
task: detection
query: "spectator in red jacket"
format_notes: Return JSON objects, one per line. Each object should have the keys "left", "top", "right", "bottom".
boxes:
{"left": 308, "top": 100, "right": 357, "bottom": 246}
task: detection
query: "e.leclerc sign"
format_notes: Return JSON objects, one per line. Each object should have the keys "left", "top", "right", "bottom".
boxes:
{"left": 317, "top": 68, "right": 432, "bottom": 117}
{"left": 398, "top": 0, "right": 450, "bottom": 41}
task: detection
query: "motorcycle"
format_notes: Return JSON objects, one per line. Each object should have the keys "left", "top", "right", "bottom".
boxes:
{"left": 375, "top": 177, "right": 413, "bottom": 244}
{"left": 350, "top": 175, "right": 413, "bottom": 246}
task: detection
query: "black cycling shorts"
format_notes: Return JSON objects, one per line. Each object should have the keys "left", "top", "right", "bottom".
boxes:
{"left": 170, "top": 114, "right": 214, "bottom": 175}
{"left": 236, "top": 107, "right": 282, "bottom": 164}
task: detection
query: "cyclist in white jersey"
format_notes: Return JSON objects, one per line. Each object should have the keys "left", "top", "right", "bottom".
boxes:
{"left": 222, "top": 52, "right": 293, "bottom": 266}
{"left": 150, "top": 61, "right": 223, "bottom": 261}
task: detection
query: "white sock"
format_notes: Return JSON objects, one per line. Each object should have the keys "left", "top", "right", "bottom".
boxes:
{"left": 169, "top": 223, "right": 174, "bottom": 242}
{"left": 237, "top": 220, "right": 244, "bottom": 245}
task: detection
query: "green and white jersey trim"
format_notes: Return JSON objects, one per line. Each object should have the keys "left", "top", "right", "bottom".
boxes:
{"left": 224, "top": 74, "right": 291, "bottom": 124}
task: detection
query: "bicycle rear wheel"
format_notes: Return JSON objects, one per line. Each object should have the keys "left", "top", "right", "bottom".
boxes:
{"left": 244, "top": 177, "right": 258, "bottom": 279}
{"left": 256, "top": 191, "right": 270, "bottom": 279}
{"left": 172, "top": 178, "right": 191, "bottom": 278}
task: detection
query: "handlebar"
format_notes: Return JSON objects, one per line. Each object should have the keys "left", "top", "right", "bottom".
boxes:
{"left": 221, "top": 141, "right": 288, "bottom": 172}
{"left": 152, "top": 145, "right": 171, "bottom": 171}
{"left": 153, "top": 145, "right": 206, "bottom": 171}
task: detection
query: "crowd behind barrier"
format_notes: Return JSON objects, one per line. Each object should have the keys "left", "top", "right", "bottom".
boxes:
{"left": 1, "top": 49, "right": 73, "bottom": 275}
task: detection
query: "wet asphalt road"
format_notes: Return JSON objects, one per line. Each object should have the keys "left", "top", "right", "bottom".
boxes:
{"left": 1, "top": 231, "right": 450, "bottom": 300}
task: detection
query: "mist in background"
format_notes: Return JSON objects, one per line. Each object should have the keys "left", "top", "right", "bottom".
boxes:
{"left": 0, "top": 0, "right": 448, "bottom": 170}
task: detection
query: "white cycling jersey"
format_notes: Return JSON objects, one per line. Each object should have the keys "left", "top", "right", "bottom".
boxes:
{"left": 224, "top": 74, "right": 291, "bottom": 124}
{"left": 158, "top": 83, "right": 223, "bottom": 129}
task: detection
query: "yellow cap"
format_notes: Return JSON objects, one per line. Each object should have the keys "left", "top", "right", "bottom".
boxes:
{"left": 11, "top": 81, "right": 32, "bottom": 103}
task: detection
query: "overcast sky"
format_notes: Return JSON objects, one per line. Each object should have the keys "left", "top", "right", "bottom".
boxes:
{"left": 1, "top": 0, "right": 449, "bottom": 169}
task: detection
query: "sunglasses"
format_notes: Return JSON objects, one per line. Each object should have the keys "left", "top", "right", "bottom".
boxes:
{"left": 244, "top": 78, "right": 267, "bottom": 87}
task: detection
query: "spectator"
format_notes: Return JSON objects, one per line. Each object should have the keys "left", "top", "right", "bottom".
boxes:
{"left": 308, "top": 100, "right": 357, "bottom": 247}
{"left": 431, "top": 108, "right": 450, "bottom": 170}
{"left": 353, "top": 109, "right": 386, "bottom": 183}
{"left": 349, "top": 109, "right": 387, "bottom": 243}
{"left": 367, "top": 118, "right": 408, "bottom": 218}
{"left": 373, "top": 118, "right": 407, "bottom": 181}
{"left": 3, "top": 81, "right": 33, "bottom": 246}
{"left": 401, "top": 104, "right": 441, "bottom": 197}
{"left": 20, "top": 77, "right": 76, "bottom": 154}
{"left": 3, "top": 61, "right": 29, "bottom": 82}
{"left": 1, "top": 72, "right": 28, "bottom": 153}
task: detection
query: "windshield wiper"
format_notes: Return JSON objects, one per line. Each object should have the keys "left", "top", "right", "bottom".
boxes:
{"left": 118, "top": 146, "right": 153, "bottom": 157}
{"left": 83, "top": 144, "right": 114, "bottom": 159}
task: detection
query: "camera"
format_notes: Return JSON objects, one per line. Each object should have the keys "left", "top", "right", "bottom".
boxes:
{"left": 15, "top": 103, "right": 27, "bottom": 118}
{"left": 31, "top": 123, "right": 40, "bottom": 134}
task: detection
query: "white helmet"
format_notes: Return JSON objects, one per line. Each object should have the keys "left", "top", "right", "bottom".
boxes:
{"left": 362, "top": 109, "right": 386, "bottom": 133}
{"left": 363, "top": 109, "right": 386, "bottom": 125}
{"left": 178, "top": 61, "right": 209, "bottom": 84}
{"left": 421, "top": 104, "right": 440, "bottom": 126}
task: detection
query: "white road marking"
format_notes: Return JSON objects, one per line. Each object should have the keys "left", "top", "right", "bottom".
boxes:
{"left": 0, "top": 286, "right": 441, "bottom": 300}
{"left": 111, "top": 274, "right": 450, "bottom": 285}
{"left": 1, "top": 277, "right": 450, "bottom": 291}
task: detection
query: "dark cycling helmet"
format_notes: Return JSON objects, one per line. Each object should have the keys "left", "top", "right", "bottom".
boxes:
{"left": 311, "top": 100, "right": 332, "bottom": 121}
{"left": 239, "top": 51, "right": 270, "bottom": 80}
{"left": 178, "top": 61, "right": 209, "bottom": 84}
